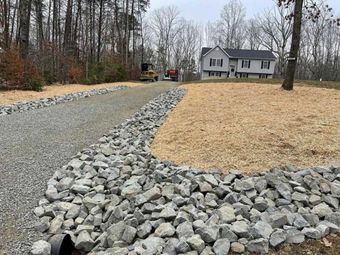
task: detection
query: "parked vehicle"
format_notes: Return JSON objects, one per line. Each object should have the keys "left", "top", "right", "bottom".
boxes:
{"left": 140, "top": 63, "right": 159, "bottom": 82}
{"left": 164, "top": 69, "right": 179, "bottom": 82}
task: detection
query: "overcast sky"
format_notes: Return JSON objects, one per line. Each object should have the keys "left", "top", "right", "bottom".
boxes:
{"left": 149, "top": 0, "right": 340, "bottom": 24}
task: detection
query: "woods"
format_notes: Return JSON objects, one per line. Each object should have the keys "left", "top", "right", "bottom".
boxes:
{"left": 0, "top": 0, "right": 150, "bottom": 89}
{"left": 0, "top": 0, "right": 339, "bottom": 90}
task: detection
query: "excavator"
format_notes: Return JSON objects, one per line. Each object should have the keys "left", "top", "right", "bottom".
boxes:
{"left": 139, "top": 63, "right": 159, "bottom": 82}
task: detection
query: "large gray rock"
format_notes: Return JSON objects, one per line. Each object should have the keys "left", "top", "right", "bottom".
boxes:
{"left": 286, "top": 228, "right": 305, "bottom": 244}
{"left": 155, "top": 223, "right": 176, "bottom": 237}
{"left": 235, "top": 178, "right": 255, "bottom": 191}
{"left": 301, "top": 227, "right": 322, "bottom": 239}
{"left": 230, "top": 221, "right": 249, "bottom": 238}
{"left": 75, "top": 230, "right": 95, "bottom": 252}
{"left": 142, "top": 236, "right": 165, "bottom": 254}
{"left": 325, "top": 212, "right": 340, "bottom": 227}
{"left": 217, "top": 205, "right": 236, "bottom": 223}
{"left": 213, "top": 238, "right": 230, "bottom": 255}
{"left": 121, "top": 225, "right": 137, "bottom": 244}
{"left": 71, "top": 184, "right": 90, "bottom": 195}
{"left": 137, "top": 221, "right": 153, "bottom": 238}
{"left": 331, "top": 182, "right": 340, "bottom": 197}
{"left": 159, "top": 207, "right": 177, "bottom": 219}
{"left": 292, "top": 192, "right": 309, "bottom": 204}
{"left": 195, "top": 226, "right": 219, "bottom": 243}
{"left": 30, "top": 240, "right": 51, "bottom": 255}
{"left": 246, "top": 238, "right": 269, "bottom": 254}
{"left": 231, "top": 242, "right": 245, "bottom": 253}
{"left": 250, "top": 221, "right": 273, "bottom": 239}
{"left": 187, "top": 234, "right": 205, "bottom": 253}
{"left": 311, "top": 203, "right": 333, "bottom": 217}
{"left": 269, "top": 229, "right": 287, "bottom": 247}
{"left": 135, "top": 187, "right": 162, "bottom": 206}
{"left": 269, "top": 212, "right": 288, "bottom": 228}
{"left": 276, "top": 182, "right": 292, "bottom": 200}
{"left": 177, "top": 221, "right": 195, "bottom": 239}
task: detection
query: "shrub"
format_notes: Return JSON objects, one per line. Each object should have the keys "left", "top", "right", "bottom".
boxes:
{"left": 28, "top": 75, "right": 44, "bottom": 92}
{"left": 43, "top": 71, "right": 57, "bottom": 85}
{"left": 115, "top": 64, "right": 128, "bottom": 82}
{"left": 0, "top": 48, "right": 25, "bottom": 87}
{"left": 68, "top": 65, "right": 84, "bottom": 84}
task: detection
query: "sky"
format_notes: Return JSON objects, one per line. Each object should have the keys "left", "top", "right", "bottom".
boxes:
{"left": 149, "top": 0, "right": 340, "bottom": 24}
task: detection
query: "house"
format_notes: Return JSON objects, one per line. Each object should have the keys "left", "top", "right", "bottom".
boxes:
{"left": 200, "top": 46, "right": 276, "bottom": 80}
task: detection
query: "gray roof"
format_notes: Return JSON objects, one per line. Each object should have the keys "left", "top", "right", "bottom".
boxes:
{"left": 201, "top": 47, "right": 276, "bottom": 60}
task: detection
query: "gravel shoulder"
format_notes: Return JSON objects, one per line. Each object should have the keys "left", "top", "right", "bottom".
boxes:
{"left": 0, "top": 82, "right": 176, "bottom": 255}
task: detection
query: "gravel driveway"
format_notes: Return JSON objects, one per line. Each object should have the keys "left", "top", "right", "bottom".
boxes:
{"left": 0, "top": 82, "right": 176, "bottom": 255}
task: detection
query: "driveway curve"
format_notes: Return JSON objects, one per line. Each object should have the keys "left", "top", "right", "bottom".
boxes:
{"left": 0, "top": 82, "right": 176, "bottom": 255}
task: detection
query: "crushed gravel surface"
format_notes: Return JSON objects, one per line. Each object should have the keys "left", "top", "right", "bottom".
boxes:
{"left": 0, "top": 82, "right": 176, "bottom": 255}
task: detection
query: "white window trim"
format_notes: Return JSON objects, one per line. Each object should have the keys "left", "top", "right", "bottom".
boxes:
{"left": 242, "top": 59, "right": 251, "bottom": 69}
{"left": 210, "top": 58, "right": 223, "bottom": 67}
{"left": 262, "top": 60, "right": 270, "bottom": 69}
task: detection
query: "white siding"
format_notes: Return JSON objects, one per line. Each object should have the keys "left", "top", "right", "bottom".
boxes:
{"left": 237, "top": 59, "right": 275, "bottom": 75}
{"left": 202, "top": 47, "right": 229, "bottom": 72}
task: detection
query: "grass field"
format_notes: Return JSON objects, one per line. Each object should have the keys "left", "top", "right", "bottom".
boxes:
{"left": 0, "top": 81, "right": 142, "bottom": 105}
{"left": 152, "top": 82, "right": 340, "bottom": 173}
{"left": 184, "top": 78, "right": 340, "bottom": 90}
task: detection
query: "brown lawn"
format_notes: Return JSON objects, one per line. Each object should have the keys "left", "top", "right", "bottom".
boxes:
{"left": 0, "top": 82, "right": 142, "bottom": 105}
{"left": 151, "top": 83, "right": 340, "bottom": 173}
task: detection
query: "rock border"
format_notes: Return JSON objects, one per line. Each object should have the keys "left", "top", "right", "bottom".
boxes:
{"left": 31, "top": 88, "right": 340, "bottom": 255}
{"left": 0, "top": 86, "right": 127, "bottom": 116}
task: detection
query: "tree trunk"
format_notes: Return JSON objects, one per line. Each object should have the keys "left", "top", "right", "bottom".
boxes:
{"left": 34, "top": 0, "right": 44, "bottom": 51}
{"left": 125, "top": 0, "right": 129, "bottom": 65}
{"left": 18, "top": 0, "right": 32, "bottom": 59}
{"left": 282, "top": 0, "right": 303, "bottom": 90}
{"left": 97, "top": 0, "right": 104, "bottom": 63}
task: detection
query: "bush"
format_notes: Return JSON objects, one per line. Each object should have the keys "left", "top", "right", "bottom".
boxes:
{"left": 28, "top": 75, "right": 44, "bottom": 92}
{"left": 43, "top": 71, "right": 57, "bottom": 85}
{"left": 115, "top": 64, "right": 128, "bottom": 82}
{"left": 68, "top": 65, "right": 84, "bottom": 84}
{"left": 0, "top": 48, "right": 25, "bottom": 87}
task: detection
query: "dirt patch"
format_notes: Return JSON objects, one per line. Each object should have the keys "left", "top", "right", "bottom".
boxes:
{"left": 151, "top": 83, "right": 340, "bottom": 173}
{"left": 269, "top": 234, "right": 340, "bottom": 255}
{"left": 0, "top": 82, "right": 141, "bottom": 105}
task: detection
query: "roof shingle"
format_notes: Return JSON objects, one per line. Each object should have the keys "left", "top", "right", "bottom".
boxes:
{"left": 201, "top": 46, "right": 276, "bottom": 60}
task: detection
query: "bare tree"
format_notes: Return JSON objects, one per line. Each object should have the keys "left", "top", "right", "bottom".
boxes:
{"left": 218, "top": 0, "right": 246, "bottom": 49}
{"left": 150, "top": 5, "right": 180, "bottom": 73}
{"left": 258, "top": 4, "right": 293, "bottom": 77}
{"left": 279, "top": 0, "right": 339, "bottom": 90}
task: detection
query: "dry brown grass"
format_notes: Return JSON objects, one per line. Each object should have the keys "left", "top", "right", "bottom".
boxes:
{"left": 151, "top": 83, "right": 340, "bottom": 173}
{"left": 0, "top": 82, "right": 142, "bottom": 105}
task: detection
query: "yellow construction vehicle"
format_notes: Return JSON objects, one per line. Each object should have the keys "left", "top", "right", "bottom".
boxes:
{"left": 140, "top": 63, "right": 159, "bottom": 82}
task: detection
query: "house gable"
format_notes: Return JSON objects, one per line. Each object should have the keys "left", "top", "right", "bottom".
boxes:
{"left": 201, "top": 46, "right": 230, "bottom": 74}
{"left": 202, "top": 46, "right": 230, "bottom": 58}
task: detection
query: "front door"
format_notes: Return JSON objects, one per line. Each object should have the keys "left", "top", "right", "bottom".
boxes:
{"left": 229, "top": 65, "right": 236, "bottom": 78}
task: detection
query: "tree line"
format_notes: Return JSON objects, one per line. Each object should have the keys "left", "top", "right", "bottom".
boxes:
{"left": 204, "top": 0, "right": 340, "bottom": 83}
{"left": 0, "top": 0, "right": 150, "bottom": 89}
{"left": 0, "top": 0, "right": 339, "bottom": 90}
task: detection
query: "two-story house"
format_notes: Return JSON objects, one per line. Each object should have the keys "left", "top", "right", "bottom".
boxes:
{"left": 200, "top": 46, "right": 276, "bottom": 80}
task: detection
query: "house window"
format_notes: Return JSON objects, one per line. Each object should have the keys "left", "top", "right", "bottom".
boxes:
{"left": 210, "top": 58, "right": 223, "bottom": 67}
{"left": 240, "top": 73, "right": 248, "bottom": 78}
{"left": 259, "top": 74, "right": 268, "bottom": 79}
{"left": 241, "top": 60, "right": 251, "bottom": 68}
{"left": 209, "top": 72, "right": 221, "bottom": 77}
{"left": 261, "top": 61, "right": 270, "bottom": 69}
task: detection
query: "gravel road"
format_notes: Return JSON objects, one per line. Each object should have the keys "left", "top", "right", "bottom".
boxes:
{"left": 0, "top": 82, "right": 176, "bottom": 255}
